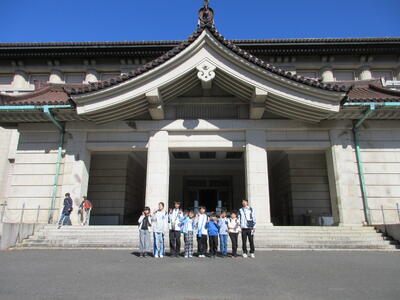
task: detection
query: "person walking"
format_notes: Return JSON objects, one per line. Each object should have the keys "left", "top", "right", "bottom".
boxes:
{"left": 238, "top": 199, "right": 256, "bottom": 258}
{"left": 169, "top": 201, "right": 183, "bottom": 257}
{"left": 151, "top": 202, "right": 169, "bottom": 258}
{"left": 138, "top": 207, "right": 152, "bottom": 257}
{"left": 57, "top": 193, "right": 73, "bottom": 229}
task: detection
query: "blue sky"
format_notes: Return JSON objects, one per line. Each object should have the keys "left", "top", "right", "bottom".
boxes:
{"left": 0, "top": 0, "right": 399, "bottom": 43}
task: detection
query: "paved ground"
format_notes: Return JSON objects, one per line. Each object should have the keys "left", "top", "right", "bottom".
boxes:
{"left": 0, "top": 250, "right": 399, "bottom": 300}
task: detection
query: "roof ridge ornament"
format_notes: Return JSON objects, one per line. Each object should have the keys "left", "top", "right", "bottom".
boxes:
{"left": 198, "top": 0, "right": 215, "bottom": 27}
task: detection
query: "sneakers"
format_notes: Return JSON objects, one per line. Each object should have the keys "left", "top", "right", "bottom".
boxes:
{"left": 184, "top": 255, "right": 189, "bottom": 258}
{"left": 242, "top": 253, "right": 248, "bottom": 258}
{"left": 189, "top": 255, "right": 193, "bottom": 258}
{"left": 159, "top": 254, "right": 164, "bottom": 258}
{"left": 199, "top": 255, "right": 206, "bottom": 258}
{"left": 250, "top": 253, "right": 255, "bottom": 258}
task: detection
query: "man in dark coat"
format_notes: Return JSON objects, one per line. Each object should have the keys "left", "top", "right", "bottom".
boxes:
{"left": 57, "top": 193, "right": 73, "bottom": 229}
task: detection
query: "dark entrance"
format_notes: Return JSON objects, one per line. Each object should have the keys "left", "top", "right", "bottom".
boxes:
{"left": 199, "top": 189, "right": 218, "bottom": 211}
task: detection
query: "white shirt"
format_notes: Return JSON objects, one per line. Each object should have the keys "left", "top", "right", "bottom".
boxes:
{"left": 196, "top": 213, "right": 208, "bottom": 236}
{"left": 169, "top": 209, "right": 183, "bottom": 231}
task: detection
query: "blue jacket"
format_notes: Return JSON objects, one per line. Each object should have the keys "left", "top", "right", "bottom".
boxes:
{"left": 206, "top": 221, "right": 220, "bottom": 236}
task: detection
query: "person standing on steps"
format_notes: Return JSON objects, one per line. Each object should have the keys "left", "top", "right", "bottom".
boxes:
{"left": 57, "top": 193, "right": 73, "bottom": 229}
{"left": 151, "top": 202, "right": 169, "bottom": 258}
{"left": 78, "top": 196, "right": 92, "bottom": 226}
{"left": 169, "top": 201, "right": 183, "bottom": 257}
{"left": 238, "top": 199, "right": 256, "bottom": 258}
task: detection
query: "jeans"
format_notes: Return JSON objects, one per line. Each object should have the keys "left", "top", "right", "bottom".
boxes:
{"left": 153, "top": 232, "right": 165, "bottom": 257}
{"left": 219, "top": 234, "right": 228, "bottom": 256}
{"left": 139, "top": 229, "right": 151, "bottom": 253}
{"left": 229, "top": 232, "right": 239, "bottom": 256}
{"left": 241, "top": 228, "right": 255, "bottom": 254}
{"left": 169, "top": 230, "right": 181, "bottom": 256}
{"left": 58, "top": 213, "right": 71, "bottom": 226}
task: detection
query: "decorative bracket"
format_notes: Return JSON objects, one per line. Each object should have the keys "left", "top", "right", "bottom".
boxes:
{"left": 249, "top": 87, "right": 268, "bottom": 119}
{"left": 146, "top": 88, "right": 164, "bottom": 120}
{"left": 197, "top": 61, "right": 216, "bottom": 90}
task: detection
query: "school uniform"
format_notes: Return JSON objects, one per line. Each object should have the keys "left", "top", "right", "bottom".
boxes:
{"left": 238, "top": 206, "right": 256, "bottom": 255}
{"left": 151, "top": 210, "right": 169, "bottom": 257}
{"left": 227, "top": 217, "right": 241, "bottom": 257}
{"left": 207, "top": 220, "right": 219, "bottom": 257}
{"left": 218, "top": 217, "right": 229, "bottom": 256}
{"left": 195, "top": 213, "right": 208, "bottom": 256}
{"left": 169, "top": 208, "right": 183, "bottom": 256}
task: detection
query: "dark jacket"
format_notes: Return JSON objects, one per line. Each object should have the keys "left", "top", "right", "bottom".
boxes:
{"left": 62, "top": 197, "right": 73, "bottom": 215}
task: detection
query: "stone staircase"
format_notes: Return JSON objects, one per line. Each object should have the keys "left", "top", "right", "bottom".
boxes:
{"left": 13, "top": 225, "right": 399, "bottom": 251}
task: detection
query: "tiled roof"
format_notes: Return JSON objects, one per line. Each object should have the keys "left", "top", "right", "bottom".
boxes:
{"left": 66, "top": 23, "right": 348, "bottom": 95}
{"left": 0, "top": 83, "right": 74, "bottom": 106}
{"left": 344, "top": 80, "right": 400, "bottom": 103}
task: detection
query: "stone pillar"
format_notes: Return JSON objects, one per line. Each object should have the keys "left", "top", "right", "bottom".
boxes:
{"left": 245, "top": 130, "right": 272, "bottom": 226}
{"left": 84, "top": 69, "right": 98, "bottom": 83}
{"left": 49, "top": 69, "right": 64, "bottom": 84}
{"left": 12, "top": 70, "right": 29, "bottom": 89}
{"left": 60, "top": 131, "right": 91, "bottom": 224}
{"left": 359, "top": 66, "right": 372, "bottom": 80}
{"left": 321, "top": 66, "right": 334, "bottom": 82}
{"left": 145, "top": 131, "right": 170, "bottom": 211}
{"left": 328, "top": 129, "right": 364, "bottom": 226}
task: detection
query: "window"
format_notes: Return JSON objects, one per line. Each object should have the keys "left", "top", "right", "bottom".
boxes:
{"left": 371, "top": 70, "right": 393, "bottom": 81}
{"left": 100, "top": 72, "right": 120, "bottom": 80}
{"left": 199, "top": 152, "right": 216, "bottom": 159}
{"left": 29, "top": 74, "right": 49, "bottom": 83}
{"left": 0, "top": 74, "right": 13, "bottom": 85}
{"left": 172, "top": 152, "right": 190, "bottom": 159}
{"left": 64, "top": 73, "right": 85, "bottom": 84}
{"left": 334, "top": 71, "right": 354, "bottom": 81}
{"left": 296, "top": 71, "right": 317, "bottom": 79}
{"left": 226, "top": 152, "right": 243, "bottom": 159}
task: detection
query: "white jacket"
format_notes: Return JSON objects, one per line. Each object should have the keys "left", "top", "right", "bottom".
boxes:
{"left": 169, "top": 209, "right": 183, "bottom": 231}
{"left": 151, "top": 210, "right": 169, "bottom": 233}
{"left": 138, "top": 215, "right": 152, "bottom": 232}
{"left": 195, "top": 213, "right": 208, "bottom": 236}
{"left": 227, "top": 217, "right": 241, "bottom": 233}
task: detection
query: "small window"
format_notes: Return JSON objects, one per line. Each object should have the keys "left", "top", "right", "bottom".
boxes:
{"left": 199, "top": 152, "right": 216, "bottom": 159}
{"left": 371, "top": 70, "right": 393, "bottom": 81}
{"left": 334, "top": 71, "right": 354, "bottom": 81}
{"left": 29, "top": 74, "right": 49, "bottom": 83}
{"left": 0, "top": 74, "right": 13, "bottom": 85}
{"left": 64, "top": 73, "right": 85, "bottom": 84}
{"left": 172, "top": 152, "right": 190, "bottom": 159}
{"left": 296, "top": 71, "right": 317, "bottom": 78}
{"left": 226, "top": 152, "right": 243, "bottom": 159}
{"left": 100, "top": 72, "right": 120, "bottom": 80}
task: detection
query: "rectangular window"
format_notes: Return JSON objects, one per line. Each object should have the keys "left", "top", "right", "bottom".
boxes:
{"left": 371, "top": 70, "right": 393, "bottom": 81}
{"left": 100, "top": 72, "right": 120, "bottom": 80}
{"left": 199, "top": 152, "right": 216, "bottom": 159}
{"left": 0, "top": 74, "right": 13, "bottom": 85}
{"left": 64, "top": 73, "right": 85, "bottom": 84}
{"left": 334, "top": 71, "right": 354, "bottom": 81}
{"left": 29, "top": 74, "right": 49, "bottom": 83}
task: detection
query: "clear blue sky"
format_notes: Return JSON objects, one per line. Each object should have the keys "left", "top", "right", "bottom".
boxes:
{"left": 0, "top": 0, "right": 399, "bottom": 43}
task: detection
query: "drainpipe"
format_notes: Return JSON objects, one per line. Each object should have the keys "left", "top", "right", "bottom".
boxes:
{"left": 0, "top": 105, "right": 72, "bottom": 223}
{"left": 343, "top": 102, "right": 400, "bottom": 225}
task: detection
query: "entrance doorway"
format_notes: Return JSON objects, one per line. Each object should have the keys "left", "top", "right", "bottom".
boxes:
{"left": 199, "top": 189, "right": 217, "bottom": 211}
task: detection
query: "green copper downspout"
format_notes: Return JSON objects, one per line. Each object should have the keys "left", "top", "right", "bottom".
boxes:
{"left": 343, "top": 102, "right": 400, "bottom": 225}
{"left": 0, "top": 105, "right": 72, "bottom": 223}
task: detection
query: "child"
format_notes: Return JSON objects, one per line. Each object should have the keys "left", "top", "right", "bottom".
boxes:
{"left": 207, "top": 214, "right": 220, "bottom": 258}
{"left": 218, "top": 210, "right": 229, "bottom": 257}
{"left": 180, "top": 210, "right": 195, "bottom": 258}
{"left": 227, "top": 211, "right": 241, "bottom": 257}
{"left": 151, "top": 202, "right": 169, "bottom": 258}
{"left": 138, "top": 207, "right": 152, "bottom": 257}
{"left": 195, "top": 206, "right": 208, "bottom": 258}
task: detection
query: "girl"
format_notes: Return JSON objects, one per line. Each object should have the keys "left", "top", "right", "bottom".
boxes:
{"left": 180, "top": 210, "right": 196, "bottom": 258}
{"left": 227, "top": 211, "right": 241, "bottom": 257}
{"left": 138, "top": 207, "right": 152, "bottom": 257}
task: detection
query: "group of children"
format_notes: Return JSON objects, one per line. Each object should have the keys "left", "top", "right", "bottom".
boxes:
{"left": 138, "top": 199, "right": 256, "bottom": 258}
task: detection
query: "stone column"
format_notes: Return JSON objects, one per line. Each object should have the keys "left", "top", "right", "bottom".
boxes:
{"left": 245, "top": 130, "right": 272, "bottom": 226}
{"left": 321, "top": 66, "right": 334, "bottom": 82}
{"left": 359, "top": 66, "right": 372, "bottom": 80}
{"left": 328, "top": 129, "right": 364, "bottom": 226}
{"left": 60, "top": 131, "right": 91, "bottom": 224}
{"left": 49, "top": 69, "right": 64, "bottom": 84}
{"left": 84, "top": 69, "right": 98, "bottom": 83}
{"left": 145, "top": 131, "right": 170, "bottom": 211}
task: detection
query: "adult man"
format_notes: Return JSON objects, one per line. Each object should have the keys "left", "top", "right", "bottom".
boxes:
{"left": 169, "top": 201, "right": 183, "bottom": 257}
{"left": 238, "top": 199, "right": 256, "bottom": 258}
{"left": 151, "top": 202, "right": 169, "bottom": 258}
{"left": 57, "top": 193, "right": 73, "bottom": 229}
{"left": 78, "top": 196, "right": 92, "bottom": 226}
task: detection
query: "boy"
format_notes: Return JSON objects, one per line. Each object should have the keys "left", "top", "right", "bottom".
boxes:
{"left": 238, "top": 199, "right": 256, "bottom": 258}
{"left": 195, "top": 206, "right": 208, "bottom": 258}
{"left": 180, "top": 210, "right": 195, "bottom": 258}
{"left": 57, "top": 193, "right": 73, "bottom": 229}
{"left": 227, "top": 210, "right": 241, "bottom": 257}
{"left": 138, "top": 207, "right": 152, "bottom": 257}
{"left": 151, "top": 202, "right": 169, "bottom": 258}
{"left": 218, "top": 210, "right": 229, "bottom": 257}
{"left": 169, "top": 201, "right": 183, "bottom": 257}
{"left": 207, "top": 214, "right": 219, "bottom": 258}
